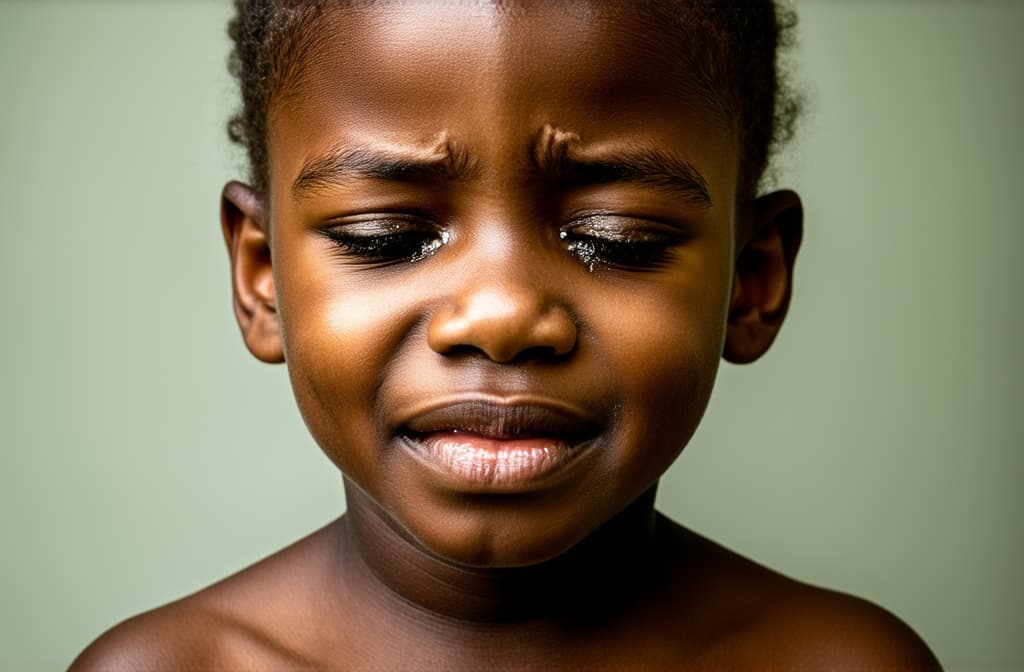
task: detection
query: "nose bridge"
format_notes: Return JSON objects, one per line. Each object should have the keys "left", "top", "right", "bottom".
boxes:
{"left": 426, "top": 224, "right": 577, "bottom": 363}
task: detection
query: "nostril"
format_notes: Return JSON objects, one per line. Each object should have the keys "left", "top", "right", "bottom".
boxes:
{"left": 436, "top": 343, "right": 486, "bottom": 359}
{"left": 532, "top": 308, "right": 577, "bottom": 357}
{"left": 509, "top": 344, "right": 572, "bottom": 364}
{"left": 426, "top": 289, "right": 578, "bottom": 363}
{"left": 433, "top": 343, "right": 565, "bottom": 364}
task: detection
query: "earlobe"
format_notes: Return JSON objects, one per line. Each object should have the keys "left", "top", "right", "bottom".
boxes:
{"left": 221, "top": 181, "right": 284, "bottom": 363}
{"left": 723, "top": 189, "right": 803, "bottom": 364}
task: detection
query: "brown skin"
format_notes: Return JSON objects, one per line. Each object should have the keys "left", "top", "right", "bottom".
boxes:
{"left": 72, "top": 4, "right": 940, "bottom": 670}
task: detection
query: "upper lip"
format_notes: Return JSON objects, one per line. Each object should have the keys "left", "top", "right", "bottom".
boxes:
{"left": 398, "top": 397, "right": 601, "bottom": 441}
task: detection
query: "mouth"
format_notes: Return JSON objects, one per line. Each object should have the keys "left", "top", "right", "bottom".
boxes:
{"left": 395, "top": 398, "right": 601, "bottom": 491}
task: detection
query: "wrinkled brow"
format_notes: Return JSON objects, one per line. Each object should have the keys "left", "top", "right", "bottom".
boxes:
{"left": 531, "top": 124, "right": 713, "bottom": 208}
{"left": 291, "top": 139, "right": 477, "bottom": 200}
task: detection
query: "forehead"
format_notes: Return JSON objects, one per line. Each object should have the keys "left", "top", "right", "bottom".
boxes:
{"left": 266, "top": 2, "right": 737, "bottom": 201}
{"left": 268, "top": 1, "right": 729, "bottom": 124}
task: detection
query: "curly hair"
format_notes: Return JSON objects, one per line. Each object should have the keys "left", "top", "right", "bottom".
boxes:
{"left": 226, "top": 0, "right": 801, "bottom": 201}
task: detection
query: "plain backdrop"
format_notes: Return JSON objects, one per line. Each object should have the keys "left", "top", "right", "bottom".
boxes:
{"left": 1, "top": 2, "right": 1021, "bottom": 670}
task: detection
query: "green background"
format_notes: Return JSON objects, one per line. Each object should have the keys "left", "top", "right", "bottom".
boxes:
{"left": 2, "top": 2, "right": 1021, "bottom": 669}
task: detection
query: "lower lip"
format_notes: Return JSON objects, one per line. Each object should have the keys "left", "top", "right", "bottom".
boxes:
{"left": 402, "top": 432, "right": 588, "bottom": 490}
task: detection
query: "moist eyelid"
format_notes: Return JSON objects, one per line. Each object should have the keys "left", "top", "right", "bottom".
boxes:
{"left": 559, "top": 214, "right": 687, "bottom": 271}
{"left": 317, "top": 217, "right": 447, "bottom": 264}
{"left": 564, "top": 236, "right": 676, "bottom": 272}
{"left": 562, "top": 213, "right": 689, "bottom": 243}
{"left": 322, "top": 213, "right": 426, "bottom": 235}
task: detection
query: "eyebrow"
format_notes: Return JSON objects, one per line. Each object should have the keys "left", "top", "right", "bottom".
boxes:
{"left": 538, "top": 147, "right": 714, "bottom": 209}
{"left": 291, "top": 142, "right": 477, "bottom": 200}
{"left": 291, "top": 136, "right": 713, "bottom": 208}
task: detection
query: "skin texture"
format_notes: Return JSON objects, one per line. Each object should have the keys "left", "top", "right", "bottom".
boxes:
{"left": 72, "top": 3, "right": 940, "bottom": 670}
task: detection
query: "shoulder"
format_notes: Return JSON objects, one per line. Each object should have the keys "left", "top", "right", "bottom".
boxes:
{"left": 748, "top": 587, "right": 942, "bottom": 671}
{"left": 70, "top": 523, "right": 340, "bottom": 671}
{"left": 69, "top": 601, "right": 249, "bottom": 671}
{"left": 658, "top": 522, "right": 941, "bottom": 670}
{"left": 68, "top": 593, "right": 321, "bottom": 671}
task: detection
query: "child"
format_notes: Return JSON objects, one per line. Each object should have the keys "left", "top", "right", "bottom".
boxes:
{"left": 73, "top": 1, "right": 940, "bottom": 669}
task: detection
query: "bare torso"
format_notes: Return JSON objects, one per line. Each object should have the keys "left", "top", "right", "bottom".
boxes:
{"left": 70, "top": 514, "right": 940, "bottom": 671}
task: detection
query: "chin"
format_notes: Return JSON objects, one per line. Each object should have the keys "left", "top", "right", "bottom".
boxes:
{"left": 408, "top": 508, "right": 598, "bottom": 570}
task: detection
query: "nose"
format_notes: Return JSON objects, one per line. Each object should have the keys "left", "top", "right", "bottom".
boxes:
{"left": 427, "top": 283, "right": 578, "bottom": 363}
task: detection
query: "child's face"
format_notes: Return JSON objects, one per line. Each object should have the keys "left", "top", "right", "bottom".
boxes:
{"left": 244, "top": 4, "right": 752, "bottom": 566}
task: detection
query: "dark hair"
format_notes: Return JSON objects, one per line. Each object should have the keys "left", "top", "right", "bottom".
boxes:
{"left": 227, "top": 0, "right": 801, "bottom": 200}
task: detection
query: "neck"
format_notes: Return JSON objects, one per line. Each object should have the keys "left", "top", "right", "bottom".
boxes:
{"left": 337, "top": 480, "right": 663, "bottom": 626}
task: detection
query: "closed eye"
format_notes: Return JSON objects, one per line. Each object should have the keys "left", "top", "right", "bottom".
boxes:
{"left": 560, "top": 214, "right": 688, "bottom": 271}
{"left": 318, "top": 217, "right": 448, "bottom": 265}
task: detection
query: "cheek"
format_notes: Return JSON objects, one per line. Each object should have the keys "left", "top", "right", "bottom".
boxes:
{"left": 273, "top": 244, "right": 411, "bottom": 477}
{"left": 595, "top": 256, "right": 732, "bottom": 487}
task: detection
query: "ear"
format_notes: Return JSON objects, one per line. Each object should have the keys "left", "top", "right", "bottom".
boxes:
{"left": 221, "top": 181, "right": 284, "bottom": 363}
{"left": 723, "top": 189, "right": 803, "bottom": 364}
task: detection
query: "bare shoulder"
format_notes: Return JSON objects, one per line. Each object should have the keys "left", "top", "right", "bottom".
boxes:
{"left": 760, "top": 586, "right": 943, "bottom": 671}
{"left": 70, "top": 522, "right": 340, "bottom": 671}
{"left": 659, "top": 521, "right": 941, "bottom": 670}
{"left": 69, "top": 600, "right": 242, "bottom": 672}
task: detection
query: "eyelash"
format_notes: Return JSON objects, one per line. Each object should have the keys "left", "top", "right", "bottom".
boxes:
{"left": 318, "top": 214, "right": 684, "bottom": 270}
{"left": 319, "top": 218, "right": 446, "bottom": 264}
{"left": 559, "top": 215, "right": 684, "bottom": 271}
